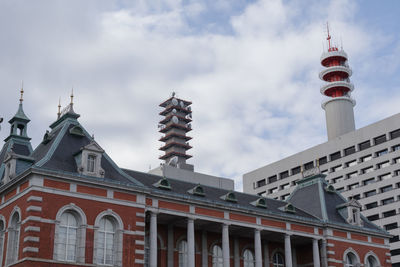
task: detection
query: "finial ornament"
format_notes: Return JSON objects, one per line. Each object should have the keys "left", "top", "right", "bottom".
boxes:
{"left": 57, "top": 98, "right": 62, "bottom": 119}
{"left": 20, "top": 81, "right": 24, "bottom": 104}
{"left": 70, "top": 87, "right": 74, "bottom": 105}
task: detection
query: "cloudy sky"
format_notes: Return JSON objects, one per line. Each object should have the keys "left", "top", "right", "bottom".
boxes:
{"left": 0, "top": 0, "right": 399, "bottom": 190}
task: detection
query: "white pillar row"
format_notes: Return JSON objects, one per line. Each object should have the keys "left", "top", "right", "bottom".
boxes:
{"left": 254, "top": 229, "right": 262, "bottom": 267}
{"left": 149, "top": 212, "right": 158, "bottom": 267}
{"left": 313, "top": 239, "right": 321, "bottom": 267}
{"left": 263, "top": 242, "right": 270, "bottom": 267}
{"left": 222, "top": 224, "right": 230, "bottom": 267}
{"left": 234, "top": 238, "right": 240, "bottom": 267}
{"left": 284, "top": 234, "right": 293, "bottom": 267}
{"left": 188, "top": 218, "right": 195, "bottom": 267}
{"left": 202, "top": 231, "right": 208, "bottom": 267}
{"left": 167, "top": 224, "right": 174, "bottom": 267}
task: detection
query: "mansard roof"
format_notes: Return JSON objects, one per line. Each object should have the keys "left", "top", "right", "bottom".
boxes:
{"left": 288, "top": 173, "right": 381, "bottom": 231}
{"left": 30, "top": 114, "right": 142, "bottom": 186}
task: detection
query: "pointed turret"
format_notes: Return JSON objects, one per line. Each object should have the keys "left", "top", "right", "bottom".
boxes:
{"left": 0, "top": 86, "right": 34, "bottom": 182}
{"left": 5, "top": 86, "right": 31, "bottom": 142}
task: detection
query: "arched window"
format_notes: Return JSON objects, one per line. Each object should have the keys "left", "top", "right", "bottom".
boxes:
{"left": 345, "top": 252, "right": 358, "bottom": 267}
{"left": 94, "top": 211, "right": 123, "bottom": 266}
{"left": 54, "top": 205, "right": 87, "bottom": 263}
{"left": 178, "top": 240, "right": 188, "bottom": 267}
{"left": 365, "top": 255, "right": 378, "bottom": 267}
{"left": 6, "top": 212, "right": 20, "bottom": 265}
{"left": 243, "top": 249, "right": 255, "bottom": 267}
{"left": 212, "top": 245, "right": 223, "bottom": 267}
{"left": 55, "top": 212, "right": 78, "bottom": 261}
{"left": 272, "top": 252, "right": 285, "bottom": 267}
{"left": 96, "top": 216, "right": 116, "bottom": 265}
{"left": 0, "top": 218, "right": 6, "bottom": 265}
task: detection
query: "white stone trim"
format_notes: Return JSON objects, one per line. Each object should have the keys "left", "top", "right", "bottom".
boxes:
{"left": 328, "top": 236, "right": 389, "bottom": 249}
{"left": 107, "top": 190, "right": 113, "bottom": 198}
{"left": 136, "top": 240, "right": 145, "bottom": 245}
{"left": 27, "top": 196, "right": 42, "bottom": 202}
{"left": 135, "top": 249, "right": 145, "bottom": 254}
{"left": 29, "top": 177, "right": 43, "bottom": 187}
{"left": 135, "top": 259, "right": 145, "bottom": 264}
{"left": 136, "top": 221, "right": 145, "bottom": 227}
{"left": 70, "top": 183, "right": 77, "bottom": 192}
{"left": 22, "top": 247, "right": 38, "bottom": 253}
{"left": 24, "top": 236, "right": 39, "bottom": 243}
{"left": 26, "top": 206, "right": 42, "bottom": 212}
{"left": 136, "top": 212, "right": 145, "bottom": 217}
{"left": 24, "top": 226, "right": 40, "bottom": 233}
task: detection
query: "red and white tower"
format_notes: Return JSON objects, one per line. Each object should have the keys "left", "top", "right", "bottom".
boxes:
{"left": 320, "top": 25, "right": 356, "bottom": 140}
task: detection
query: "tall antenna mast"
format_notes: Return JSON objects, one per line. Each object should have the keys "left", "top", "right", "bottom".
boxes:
{"left": 326, "top": 22, "right": 332, "bottom": 51}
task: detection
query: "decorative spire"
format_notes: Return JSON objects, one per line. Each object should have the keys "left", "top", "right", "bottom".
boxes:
{"left": 20, "top": 81, "right": 24, "bottom": 104}
{"left": 57, "top": 98, "right": 62, "bottom": 119}
{"left": 70, "top": 87, "right": 74, "bottom": 106}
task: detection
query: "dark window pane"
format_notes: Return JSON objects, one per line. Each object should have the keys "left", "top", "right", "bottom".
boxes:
{"left": 367, "top": 214, "right": 379, "bottom": 221}
{"left": 391, "top": 129, "right": 400, "bottom": 139}
{"left": 385, "top": 223, "right": 398, "bottom": 230}
{"left": 291, "top": 166, "right": 301, "bottom": 175}
{"left": 268, "top": 175, "right": 277, "bottom": 184}
{"left": 304, "top": 161, "right": 314, "bottom": 170}
{"left": 344, "top": 146, "right": 356, "bottom": 156}
{"left": 330, "top": 151, "right": 341, "bottom": 161}
{"left": 374, "top": 135, "right": 387, "bottom": 145}
{"left": 365, "top": 202, "right": 378, "bottom": 209}
{"left": 280, "top": 171, "right": 289, "bottom": 179}
{"left": 319, "top": 156, "right": 327, "bottom": 165}
{"left": 359, "top": 140, "right": 371, "bottom": 151}
{"left": 383, "top": 210, "right": 396, "bottom": 218}
{"left": 256, "top": 179, "right": 266, "bottom": 188}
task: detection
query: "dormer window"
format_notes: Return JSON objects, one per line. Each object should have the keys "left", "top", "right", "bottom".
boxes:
{"left": 75, "top": 140, "right": 105, "bottom": 178}
{"left": 337, "top": 199, "right": 363, "bottom": 226}
{"left": 87, "top": 155, "right": 96, "bottom": 173}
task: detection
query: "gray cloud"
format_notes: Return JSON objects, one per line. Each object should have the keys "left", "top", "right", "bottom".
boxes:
{"left": 0, "top": 0, "right": 399, "bottom": 191}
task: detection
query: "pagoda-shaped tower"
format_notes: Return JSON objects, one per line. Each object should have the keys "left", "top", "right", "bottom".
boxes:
{"left": 320, "top": 25, "right": 356, "bottom": 140}
{"left": 158, "top": 93, "right": 193, "bottom": 171}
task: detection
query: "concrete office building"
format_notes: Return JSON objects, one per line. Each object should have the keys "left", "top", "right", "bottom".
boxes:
{"left": 243, "top": 31, "right": 400, "bottom": 265}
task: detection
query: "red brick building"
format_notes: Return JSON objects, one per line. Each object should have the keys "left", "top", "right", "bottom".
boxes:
{"left": 0, "top": 96, "right": 392, "bottom": 267}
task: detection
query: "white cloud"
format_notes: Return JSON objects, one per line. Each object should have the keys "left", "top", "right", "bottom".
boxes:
{"left": 0, "top": 0, "right": 399, "bottom": 191}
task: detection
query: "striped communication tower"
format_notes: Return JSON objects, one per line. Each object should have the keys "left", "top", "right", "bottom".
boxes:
{"left": 320, "top": 24, "right": 356, "bottom": 140}
{"left": 158, "top": 93, "right": 194, "bottom": 171}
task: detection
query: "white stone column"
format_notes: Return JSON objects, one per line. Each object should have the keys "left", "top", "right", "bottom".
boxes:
{"left": 254, "top": 229, "right": 262, "bottom": 267}
{"left": 284, "top": 234, "right": 293, "bottom": 267}
{"left": 222, "top": 224, "right": 230, "bottom": 267}
{"left": 202, "top": 231, "right": 208, "bottom": 267}
{"left": 234, "top": 238, "right": 240, "bottom": 267}
{"left": 149, "top": 212, "right": 158, "bottom": 267}
{"left": 188, "top": 218, "right": 195, "bottom": 267}
{"left": 168, "top": 224, "right": 174, "bottom": 267}
{"left": 263, "top": 242, "right": 270, "bottom": 267}
{"left": 321, "top": 239, "right": 327, "bottom": 267}
{"left": 313, "top": 239, "right": 321, "bottom": 267}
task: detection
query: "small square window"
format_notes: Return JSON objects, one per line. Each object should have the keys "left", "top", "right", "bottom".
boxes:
{"left": 346, "top": 160, "right": 357, "bottom": 167}
{"left": 361, "top": 154, "right": 372, "bottom": 162}
{"left": 376, "top": 149, "right": 388, "bottom": 157}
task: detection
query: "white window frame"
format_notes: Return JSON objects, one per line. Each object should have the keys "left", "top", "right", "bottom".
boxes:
{"left": 178, "top": 240, "right": 188, "bottom": 267}
{"left": 6, "top": 207, "right": 21, "bottom": 265}
{"left": 364, "top": 252, "right": 380, "bottom": 267}
{"left": 343, "top": 249, "right": 360, "bottom": 267}
{"left": 53, "top": 204, "right": 87, "bottom": 263}
{"left": 212, "top": 244, "right": 223, "bottom": 267}
{"left": 0, "top": 215, "right": 6, "bottom": 266}
{"left": 243, "top": 248, "right": 255, "bottom": 267}
{"left": 272, "top": 251, "right": 285, "bottom": 267}
{"left": 93, "top": 210, "right": 123, "bottom": 267}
